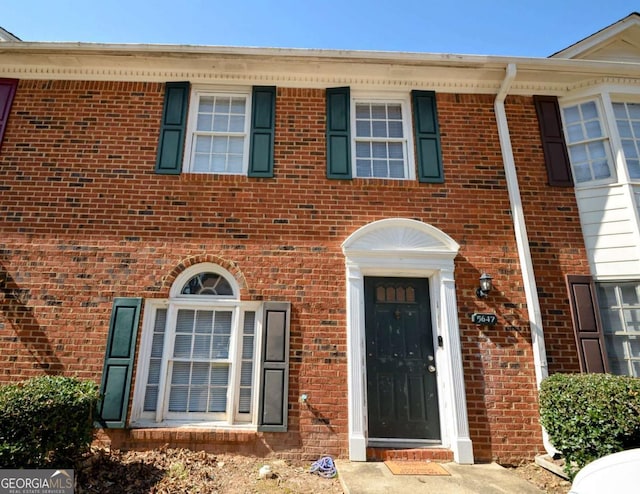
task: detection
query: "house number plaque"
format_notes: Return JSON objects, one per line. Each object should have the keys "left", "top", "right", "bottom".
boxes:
{"left": 471, "top": 313, "right": 498, "bottom": 325}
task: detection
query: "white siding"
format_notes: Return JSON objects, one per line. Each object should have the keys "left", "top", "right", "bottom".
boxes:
{"left": 576, "top": 185, "right": 640, "bottom": 278}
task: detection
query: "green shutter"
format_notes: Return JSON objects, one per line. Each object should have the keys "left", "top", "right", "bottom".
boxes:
{"left": 155, "top": 82, "right": 190, "bottom": 174}
{"left": 412, "top": 90, "right": 444, "bottom": 183}
{"left": 257, "top": 302, "right": 290, "bottom": 432}
{"left": 248, "top": 86, "right": 276, "bottom": 177}
{"left": 97, "top": 297, "right": 142, "bottom": 428}
{"left": 326, "top": 87, "right": 352, "bottom": 179}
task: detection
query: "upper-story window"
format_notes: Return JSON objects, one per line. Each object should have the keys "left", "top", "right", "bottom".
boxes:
{"left": 155, "top": 83, "right": 276, "bottom": 177}
{"left": 353, "top": 99, "right": 413, "bottom": 179}
{"left": 184, "top": 90, "right": 251, "bottom": 174}
{"left": 612, "top": 102, "right": 640, "bottom": 180}
{"left": 562, "top": 100, "right": 615, "bottom": 184}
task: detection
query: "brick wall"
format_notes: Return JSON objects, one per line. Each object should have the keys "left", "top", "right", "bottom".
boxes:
{"left": 0, "top": 81, "right": 588, "bottom": 463}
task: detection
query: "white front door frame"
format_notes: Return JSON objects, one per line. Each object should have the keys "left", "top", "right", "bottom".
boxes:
{"left": 342, "top": 218, "right": 474, "bottom": 464}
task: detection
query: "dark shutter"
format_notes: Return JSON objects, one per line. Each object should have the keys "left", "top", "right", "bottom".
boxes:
{"left": 257, "top": 302, "right": 290, "bottom": 432}
{"left": 412, "top": 90, "right": 444, "bottom": 183}
{"left": 326, "top": 87, "right": 352, "bottom": 179}
{"left": 248, "top": 86, "right": 276, "bottom": 177}
{"left": 566, "top": 275, "right": 608, "bottom": 373}
{"left": 534, "top": 95, "right": 573, "bottom": 187}
{"left": 155, "top": 82, "right": 190, "bottom": 174}
{"left": 0, "top": 79, "right": 18, "bottom": 153}
{"left": 97, "top": 297, "right": 142, "bottom": 428}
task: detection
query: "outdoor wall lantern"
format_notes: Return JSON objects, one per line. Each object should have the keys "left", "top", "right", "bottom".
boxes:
{"left": 476, "top": 273, "right": 493, "bottom": 298}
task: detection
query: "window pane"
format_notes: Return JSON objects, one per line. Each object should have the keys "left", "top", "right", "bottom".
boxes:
{"left": 621, "top": 284, "right": 640, "bottom": 305}
{"left": 593, "top": 160, "right": 612, "bottom": 180}
{"left": 388, "top": 121, "right": 403, "bottom": 138}
{"left": 387, "top": 104, "right": 402, "bottom": 120}
{"left": 356, "top": 159, "right": 371, "bottom": 177}
{"left": 147, "top": 360, "right": 162, "bottom": 385}
{"left": 230, "top": 98, "right": 246, "bottom": 114}
{"left": 628, "top": 160, "right": 640, "bottom": 179}
{"left": 563, "top": 105, "right": 580, "bottom": 124}
{"left": 197, "top": 113, "right": 213, "bottom": 132}
{"left": 389, "top": 160, "right": 404, "bottom": 178}
{"left": 584, "top": 120, "right": 602, "bottom": 139}
{"left": 629, "top": 337, "right": 640, "bottom": 358}
{"left": 600, "top": 309, "right": 623, "bottom": 333}
{"left": 581, "top": 101, "right": 598, "bottom": 120}
{"left": 566, "top": 124, "right": 584, "bottom": 143}
{"left": 356, "top": 120, "right": 370, "bottom": 137}
{"left": 372, "top": 160, "right": 387, "bottom": 177}
{"left": 229, "top": 115, "right": 245, "bottom": 132}
{"left": 597, "top": 284, "right": 618, "bottom": 307}
{"left": 356, "top": 141, "right": 370, "bottom": 158}
{"left": 191, "top": 362, "right": 210, "bottom": 384}
{"left": 372, "top": 142, "right": 387, "bottom": 158}
{"left": 606, "top": 335, "right": 627, "bottom": 360}
{"left": 173, "top": 335, "right": 192, "bottom": 358}
{"left": 623, "top": 309, "right": 640, "bottom": 331}
{"left": 227, "top": 155, "right": 243, "bottom": 173}
{"left": 238, "top": 388, "right": 252, "bottom": 414}
{"left": 573, "top": 163, "right": 591, "bottom": 183}
{"left": 371, "top": 104, "right": 386, "bottom": 119}
{"left": 189, "top": 388, "right": 208, "bottom": 412}
{"left": 151, "top": 333, "right": 164, "bottom": 359}
{"left": 371, "top": 120, "right": 387, "bottom": 137}
{"left": 168, "top": 387, "right": 188, "bottom": 412}
{"left": 355, "top": 104, "right": 370, "bottom": 119}
{"left": 209, "top": 388, "right": 227, "bottom": 412}
{"left": 181, "top": 273, "right": 233, "bottom": 296}
{"left": 617, "top": 120, "right": 632, "bottom": 138}
{"left": 143, "top": 387, "right": 158, "bottom": 412}
{"left": 613, "top": 103, "right": 627, "bottom": 119}
{"left": 171, "top": 362, "right": 191, "bottom": 384}
{"left": 388, "top": 142, "right": 404, "bottom": 159}
{"left": 628, "top": 103, "right": 640, "bottom": 119}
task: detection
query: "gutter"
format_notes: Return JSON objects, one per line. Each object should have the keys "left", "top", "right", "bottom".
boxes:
{"left": 493, "top": 63, "right": 557, "bottom": 457}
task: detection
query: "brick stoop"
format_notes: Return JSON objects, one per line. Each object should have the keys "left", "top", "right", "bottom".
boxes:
{"left": 366, "top": 447, "right": 454, "bottom": 462}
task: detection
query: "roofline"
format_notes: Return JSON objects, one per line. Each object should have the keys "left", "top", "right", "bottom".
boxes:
{"left": 1, "top": 39, "right": 639, "bottom": 70}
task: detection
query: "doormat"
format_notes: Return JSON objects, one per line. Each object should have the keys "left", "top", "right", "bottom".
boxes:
{"left": 384, "top": 460, "right": 450, "bottom": 476}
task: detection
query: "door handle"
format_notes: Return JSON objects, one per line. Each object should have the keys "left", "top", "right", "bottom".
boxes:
{"left": 428, "top": 365, "right": 436, "bottom": 373}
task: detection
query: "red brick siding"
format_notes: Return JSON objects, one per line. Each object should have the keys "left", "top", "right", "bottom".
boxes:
{"left": 0, "top": 82, "right": 588, "bottom": 463}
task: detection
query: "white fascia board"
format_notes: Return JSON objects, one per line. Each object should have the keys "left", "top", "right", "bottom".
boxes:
{"left": 0, "top": 42, "right": 638, "bottom": 95}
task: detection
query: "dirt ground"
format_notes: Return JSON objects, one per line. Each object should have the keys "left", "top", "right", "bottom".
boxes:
{"left": 76, "top": 447, "right": 571, "bottom": 493}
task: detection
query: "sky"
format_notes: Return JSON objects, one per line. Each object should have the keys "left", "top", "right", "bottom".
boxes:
{"left": 2, "top": 1, "right": 638, "bottom": 58}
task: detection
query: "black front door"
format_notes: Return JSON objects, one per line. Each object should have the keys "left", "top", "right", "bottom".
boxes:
{"left": 365, "top": 277, "right": 440, "bottom": 441}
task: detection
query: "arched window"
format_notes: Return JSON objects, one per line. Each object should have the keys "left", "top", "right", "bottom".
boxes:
{"left": 133, "top": 263, "right": 258, "bottom": 425}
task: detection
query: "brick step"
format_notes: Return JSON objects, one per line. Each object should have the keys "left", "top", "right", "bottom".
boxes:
{"left": 366, "top": 447, "right": 454, "bottom": 462}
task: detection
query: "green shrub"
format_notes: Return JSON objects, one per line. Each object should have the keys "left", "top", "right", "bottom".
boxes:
{"left": 0, "top": 375, "right": 99, "bottom": 468}
{"left": 539, "top": 373, "right": 640, "bottom": 479}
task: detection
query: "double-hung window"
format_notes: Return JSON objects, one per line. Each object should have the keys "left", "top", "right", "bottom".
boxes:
{"left": 612, "top": 102, "right": 640, "bottom": 180}
{"left": 133, "top": 264, "right": 259, "bottom": 425}
{"left": 597, "top": 282, "right": 640, "bottom": 377}
{"left": 562, "top": 100, "right": 615, "bottom": 184}
{"left": 352, "top": 96, "right": 414, "bottom": 180}
{"left": 184, "top": 90, "right": 251, "bottom": 174}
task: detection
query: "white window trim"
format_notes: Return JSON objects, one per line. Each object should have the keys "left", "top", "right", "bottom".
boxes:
{"left": 183, "top": 85, "right": 252, "bottom": 175}
{"left": 350, "top": 91, "right": 416, "bottom": 181}
{"left": 130, "top": 264, "right": 263, "bottom": 429}
{"left": 560, "top": 95, "right": 617, "bottom": 188}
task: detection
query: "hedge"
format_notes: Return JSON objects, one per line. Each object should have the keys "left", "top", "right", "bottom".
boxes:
{"left": 539, "top": 373, "right": 640, "bottom": 479}
{"left": 0, "top": 375, "right": 99, "bottom": 468}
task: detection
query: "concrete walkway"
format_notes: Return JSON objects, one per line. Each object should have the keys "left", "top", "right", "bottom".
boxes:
{"left": 335, "top": 460, "right": 545, "bottom": 493}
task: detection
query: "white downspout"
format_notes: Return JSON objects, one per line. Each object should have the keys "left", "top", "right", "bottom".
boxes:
{"left": 494, "top": 63, "right": 557, "bottom": 457}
